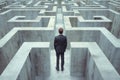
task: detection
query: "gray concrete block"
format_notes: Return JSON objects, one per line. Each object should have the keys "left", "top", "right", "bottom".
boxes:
{"left": 71, "top": 42, "right": 120, "bottom": 80}
{"left": 0, "top": 42, "right": 50, "bottom": 80}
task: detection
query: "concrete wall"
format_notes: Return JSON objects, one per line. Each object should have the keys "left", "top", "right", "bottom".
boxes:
{"left": 108, "top": 0, "right": 120, "bottom": 12}
{"left": 95, "top": 0, "right": 110, "bottom": 8}
{"left": 66, "top": 28, "right": 120, "bottom": 74}
{"left": 79, "top": 9, "right": 109, "bottom": 20}
{"left": 98, "top": 31, "right": 120, "bottom": 74}
{"left": 69, "top": 16, "right": 112, "bottom": 30}
{"left": 70, "top": 42, "right": 120, "bottom": 80}
{"left": 0, "top": 10, "right": 15, "bottom": 39}
{"left": 0, "top": 42, "right": 50, "bottom": 80}
{"left": 0, "top": 28, "right": 54, "bottom": 74}
{"left": 71, "top": 48, "right": 87, "bottom": 77}
{"left": 66, "top": 29, "right": 100, "bottom": 48}
{"left": 17, "top": 48, "right": 50, "bottom": 80}
{"left": 111, "top": 14, "right": 120, "bottom": 38}
{"left": 8, "top": 16, "right": 50, "bottom": 27}
{"left": 0, "top": 9, "right": 55, "bottom": 39}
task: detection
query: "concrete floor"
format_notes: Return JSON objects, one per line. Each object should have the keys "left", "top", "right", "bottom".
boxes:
{"left": 36, "top": 50, "right": 84, "bottom": 80}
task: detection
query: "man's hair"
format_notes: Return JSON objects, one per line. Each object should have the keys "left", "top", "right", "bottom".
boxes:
{"left": 59, "top": 28, "right": 63, "bottom": 34}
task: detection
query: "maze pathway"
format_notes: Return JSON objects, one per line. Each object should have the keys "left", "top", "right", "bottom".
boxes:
{"left": 36, "top": 50, "right": 84, "bottom": 80}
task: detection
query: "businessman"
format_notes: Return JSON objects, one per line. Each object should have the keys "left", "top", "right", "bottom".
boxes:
{"left": 54, "top": 28, "right": 67, "bottom": 71}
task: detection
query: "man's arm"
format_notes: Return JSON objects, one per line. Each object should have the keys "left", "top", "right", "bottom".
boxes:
{"left": 64, "top": 36, "right": 67, "bottom": 49}
{"left": 54, "top": 37, "right": 57, "bottom": 49}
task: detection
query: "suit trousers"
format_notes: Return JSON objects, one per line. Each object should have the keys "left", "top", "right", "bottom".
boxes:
{"left": 56, "top": 52, "right": 64, "bottom": 69}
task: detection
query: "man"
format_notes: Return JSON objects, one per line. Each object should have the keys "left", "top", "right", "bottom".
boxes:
{"left": 54, "top": 28, "right": 67, "bottom": 71}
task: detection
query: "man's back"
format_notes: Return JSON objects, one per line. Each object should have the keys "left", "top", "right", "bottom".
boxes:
{"left": 54, "top": 35, "right": 67, "bottom": 53}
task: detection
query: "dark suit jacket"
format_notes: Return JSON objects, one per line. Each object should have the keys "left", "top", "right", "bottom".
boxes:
{"left": 54, "top": 35, "right": 67, "bottom": 53}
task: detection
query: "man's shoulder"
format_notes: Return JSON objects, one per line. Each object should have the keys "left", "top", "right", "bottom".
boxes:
{"left": 56, "top": 35, "right": 67, "bottom": 38}
{"left": 55, "top": 35, "right": 60, "bottom": 40}
{"left": 55, "top": 35, "right": 59, "bottom": 38}
{"left": 64, "top": 35, "right": 67, "bottom": 37}
{"left": 63, "top": 35, "right": 67, "bottom": 38}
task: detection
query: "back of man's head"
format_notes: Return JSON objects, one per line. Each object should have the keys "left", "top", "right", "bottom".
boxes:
{"left": 59, "top": 28, "right": 63, "bottom": 34}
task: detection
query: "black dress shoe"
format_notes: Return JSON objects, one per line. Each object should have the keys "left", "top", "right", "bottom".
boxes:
{"left": 56, "top": 67, "right": 59, "bottom": 71}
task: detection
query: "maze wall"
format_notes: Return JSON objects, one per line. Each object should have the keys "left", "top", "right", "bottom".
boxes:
{"left": 0, "top": 0, "right": 120, "bottom": 80}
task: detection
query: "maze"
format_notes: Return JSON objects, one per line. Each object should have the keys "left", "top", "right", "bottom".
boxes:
{"left": 0, "top": 0, "right": 120, "bottom": 80}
